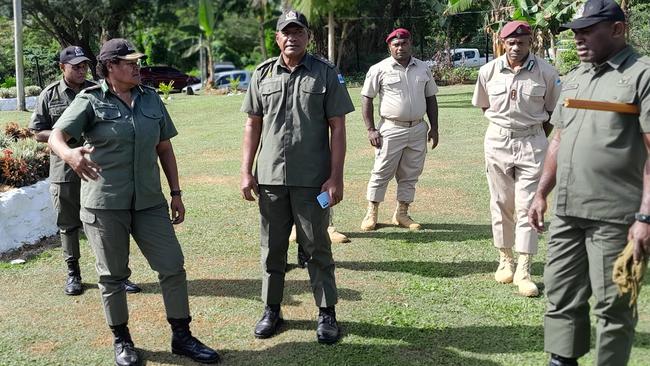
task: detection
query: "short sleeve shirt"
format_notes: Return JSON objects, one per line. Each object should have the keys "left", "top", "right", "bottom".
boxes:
{"left": 241, "top": 53, "right": 355, "bottom": 187}
{"left": 550, "top": 46, "right": 650, "bottom": 224}
{"left": 472, "top": 53, "right": 561, "bottom": 130}
{"left": 53, "top": 80, "right": 178, "bottom": 211}
{"left": 361, "top": 56, "right": 438, "bottom": 121}
{"left": 29, "top": 79, "right": 96, "bottom": 183}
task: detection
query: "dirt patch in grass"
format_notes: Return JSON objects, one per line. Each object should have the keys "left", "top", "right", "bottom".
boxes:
{"left": 28, "top": 340, "right": 60, "bottom": 355}
{"left": 0, "top": 235, "right": 60, "bottom": 262}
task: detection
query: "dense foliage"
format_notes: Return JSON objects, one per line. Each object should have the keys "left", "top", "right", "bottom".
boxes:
{"left": 0, "top": 122, "right": 49, "bottom": 189}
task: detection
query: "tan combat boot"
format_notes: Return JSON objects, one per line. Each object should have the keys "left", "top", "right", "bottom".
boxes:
{"left": 360, "top": 202, "right": 379, "bottom": 231}
{"left": 494, "top": 248, "right": 515, "bottom": 284}
{"left": 513, "top": 254, "right": 539, "bottom": 297}
{"left": 391, "top": 202, "right": 421, "bottom": 230}
{"left": 328, "top": 226, "right": 350, "bottom": 243}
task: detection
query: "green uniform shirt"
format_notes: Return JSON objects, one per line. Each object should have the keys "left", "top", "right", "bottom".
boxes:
{"left": 29, "top": 79, "right": 96, "bottom": 183}
{"left": 241, "top": 53, "right": 355, "bottom": 187}
{"left": 53, "top": 80, "right": 178, "bottom": 211}
{"left": 550, "top": 46, "right": 650, "bottom": 224}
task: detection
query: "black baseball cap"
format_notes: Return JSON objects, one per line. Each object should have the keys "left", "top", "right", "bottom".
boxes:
{"left": 276, "top": 10, "right": 309, "bottom": 31}
{"left": 98, "top": 38, "right": 146, "bottom": 62}
{"left": 59, "top": 46, "right": 90, "bottom": 65}
{"left": 559, "top": 0, "right": 626, "bottom": 31}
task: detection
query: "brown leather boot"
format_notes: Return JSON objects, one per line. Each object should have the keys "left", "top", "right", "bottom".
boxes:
{"left": 514, "top": 254, "right": 539, "bottom": 297}
{"left": 360, "top": 201, "right": 379, "bottom": 231}
{"left": 494, "top": 248, "right": 515, "bottom": 284}
{"left": 328, "top": 226, "right": 350, "bottom": 243}
{"left": 391, "top": 202, "right": 421, "bottom": 230}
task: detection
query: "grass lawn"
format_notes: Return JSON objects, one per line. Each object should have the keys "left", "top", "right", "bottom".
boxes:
{"left": 1, "top": 85, "right": 649, "bottom": 365}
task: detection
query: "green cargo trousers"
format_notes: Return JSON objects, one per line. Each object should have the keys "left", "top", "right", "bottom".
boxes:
{"left": 49, "top": 181, "right": 82, "bottom": 262}
{"left": 544, "top": 215, "right": 637, "bottom": 365}
{"left": 79, "top": 203, "right": 190, "bottom": 326}
{"left": 259, "top": 185, "right": 338, "bottom": 308}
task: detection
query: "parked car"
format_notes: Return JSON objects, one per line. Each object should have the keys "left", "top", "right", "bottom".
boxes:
{"left": 180, "top": 70, "right": 253, "bottom": 93}
{"left": 213, "top": 62, "right": 236, "bottom": 74}
{"left": 427, "top": 48, "right": 493, "bottom": 68}
{"left": 139, "top": 66, "right": 200, "bottom": 90}
{"left": 214, "top": 70, "right": 252, "bottom": 91}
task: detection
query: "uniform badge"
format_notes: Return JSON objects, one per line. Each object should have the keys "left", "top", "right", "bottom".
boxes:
{"left": 337, "top": 74, "right": 345, "bottom": 84}
{"left": 286, "top": 11, "right": 297, "bottom": 20}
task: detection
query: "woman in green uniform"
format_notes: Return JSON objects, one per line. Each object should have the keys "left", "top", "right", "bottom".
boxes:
{"left": 49, "top": 38, "right": 220, "bottom": 366}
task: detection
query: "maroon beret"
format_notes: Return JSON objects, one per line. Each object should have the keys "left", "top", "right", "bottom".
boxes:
{"left": 499, "top": 21, "right": 531, "bottom": 39}
{"left": 386, "top": 28, "right": 411, "bottom": 44}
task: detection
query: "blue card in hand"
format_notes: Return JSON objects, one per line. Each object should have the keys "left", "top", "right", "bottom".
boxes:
{"left": 316, "top": 192, "right": 330, "bottom": 209}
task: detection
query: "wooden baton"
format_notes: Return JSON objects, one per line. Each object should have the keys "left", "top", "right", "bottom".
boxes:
{"left": 564, "top": 98, "right": 640, "bottom": 115}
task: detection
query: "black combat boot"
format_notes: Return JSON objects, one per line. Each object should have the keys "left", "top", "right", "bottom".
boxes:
{"left": 64, "top": 260, "right": 83, "bottom": 296}
{"left": 316, "top": 306, "right": 340, "bottom": 344}
{"left": 110, "top": 323, "right": 138, "bottom": 366}
{"left": 254, "top": 304, "right": 283, "bottom": 338}
{"left": 297, "top": 244, "right": 310, "bottom": 269}
{"left": 549, "top": 354, "right": 578, "bottom": 366}
{"left": 169, "top": 317, "right": 221, "bottom": 364}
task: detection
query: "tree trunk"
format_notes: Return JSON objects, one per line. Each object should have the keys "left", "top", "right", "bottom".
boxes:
{"left": 258, "top": 14, "right": 268, "bottom": 60}
{"left": 327, "top": 11, "right": 335, "bottom": 62}
{"left": 206, "top": 40, "right": 214, "bottom": 89}
{"left": 336, "top": 21, "right": 350, "bottom": 68}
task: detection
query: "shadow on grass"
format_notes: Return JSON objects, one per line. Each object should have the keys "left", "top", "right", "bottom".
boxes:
{"left": 336, "top": 260, "right": 545, "bottom": 278}
{"left": 344, "top": 223, "right": 493, "bottom": 243}
{"left": 139, "top": 321, "right": 650, "bottom": 365}
{"left": 137, "top": 279, "right": 362, "bottom": 304}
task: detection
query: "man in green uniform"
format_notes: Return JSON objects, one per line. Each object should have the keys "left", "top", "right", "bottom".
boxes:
{"left": 29, "top": 46, "right": 140, "bottom": 296}
{"left": 240, "top": 10, "right": 355, "bottom": 344}
{"left": 49, "top": 39, "right": 219, "bottom": 365}
{"left": 528, "top": 1, "right": 650, "bottom": 364}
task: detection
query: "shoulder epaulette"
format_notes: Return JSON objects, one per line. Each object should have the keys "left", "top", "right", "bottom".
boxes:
{"left": 79, "top": 84, "right": 101, "bottom": 95}
{"left": 141, "top": 84, "right": 157, "bottom": 92}
{"left": 43, "top": 81, "right": 60, "bottom": 92}
{"left": 256, "top": 57, "right": 279, "bottom": 71}
{"left": 314, "top": 55, "right": 336, "bottom": 69}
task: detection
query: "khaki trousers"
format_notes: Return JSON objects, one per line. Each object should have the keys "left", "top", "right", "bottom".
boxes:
{"left": 544, "top": 215, "right": 636, "bottom": 365}
{"left": 258, "top": 185, "right": 337, "bottom": 307}
{"left": 366, "top": 120, "right": 428, "bottom": 203}
{"left": 49, "top": 181, "right": 82, "bottom": 262}
{"left": 484, "top": 123, "right": 547, "bottom": 254}
{"left": 80, "top": 204, "right": 189, "bottom": 326}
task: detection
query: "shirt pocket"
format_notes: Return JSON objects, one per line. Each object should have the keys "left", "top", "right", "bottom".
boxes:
{"left": 299, "top": 77, "right": 326, "bottom": 112}
{"left": 381, "top": 72, "right": 402, "bottom": 95}
{"left": 141, "top": 107, "right": 163, "bottom": 143}
{"left": 260, "top": 80, "right": 282, "bottom": 114}
{"left": 559, "top": 83, "right": 580, "bottom": 127}
{"left": 89, "top": 104, "right": 131, "bottom": 141}
{"left": 601, "top": 84, "right": 637, "bottom": 130}
{"left": 486, "top": 80, "right": 507, "bottom": 110}
{"left": 48, "top": 102, "right": 68, "bottom": 124}
{"left": 521, "top": 82, "right": 546, "bottom": 99}
{"left": 521, "top": 82, "right": 547, "bottom": 114}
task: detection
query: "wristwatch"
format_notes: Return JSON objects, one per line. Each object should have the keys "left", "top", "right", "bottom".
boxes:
{"left": 170, "top": 190, "right": 182, "bottom": 197}
{"left": 635, "top": 212, "right": 650, "bottom": 224}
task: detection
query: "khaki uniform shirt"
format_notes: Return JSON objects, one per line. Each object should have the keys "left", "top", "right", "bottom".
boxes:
{"left": 29, "top": 79, "right": 96, "bottom": 183}
{"left": 551, "top": 46, "right": 650, "bottom": 224}
{"left": 241, "top": 53, "right": 355, "bottom": 187}
{"left": 361, "top": 56, "right": 438, "bottom": 121}
{"left": 473, "top": 54, "right": 561, "bottom": 130}
{"left": 53, "top": 80, "right": 178, "bottom": 211}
